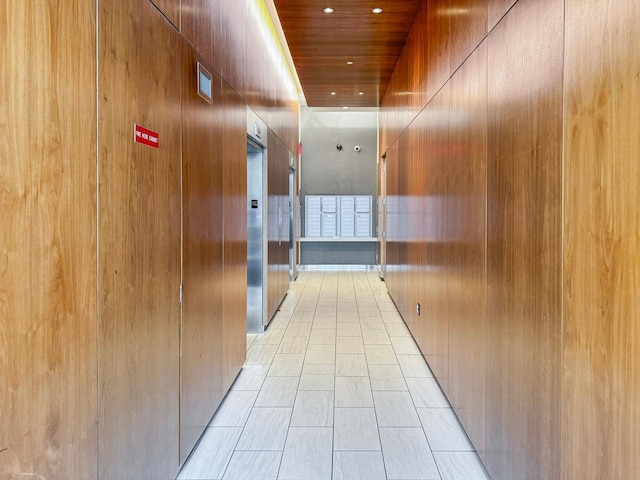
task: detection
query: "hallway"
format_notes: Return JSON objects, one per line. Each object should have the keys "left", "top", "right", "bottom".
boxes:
{"left": 178, "top": 270, "right": 489, "bottom": 480}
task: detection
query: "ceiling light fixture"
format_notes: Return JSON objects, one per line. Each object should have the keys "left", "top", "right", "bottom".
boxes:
{"left": 343, "top": 106, "right": 349, "bottom": 110}
{"left": 331, "top": 91, "right": 337, "bottom": 95}
{"left": 323, "top": 7, "right": 334, "bottom": 13}
{"left": 358, "top": 91, "right": 365, "bottom": 95}
{"left": 372, "top": 7, "right": 383, "bottom": 14}
{"left": 346, "top": 61, "right": 354, "bottom": 65}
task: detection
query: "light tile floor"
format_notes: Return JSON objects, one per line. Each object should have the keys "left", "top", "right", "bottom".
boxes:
{"left": 178, "top": 270, "right": 490, "bottom": 480}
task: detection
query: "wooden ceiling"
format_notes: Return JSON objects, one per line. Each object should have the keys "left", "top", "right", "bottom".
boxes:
{"left": 273, "top": 0, "right": 422, "bottom": 108}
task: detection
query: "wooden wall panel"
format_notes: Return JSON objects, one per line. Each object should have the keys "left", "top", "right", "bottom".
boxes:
{"left": 250, "top": 0, "right": 299, "bottom": 154}
{"left": 378, "top": 16, "right": 404, "bottom": 152}
{"left": 446, "top": 41, "right": 488, "bottom": 454}
{"left": 393, "top": 52, "right": 412, "bottom": 142}
{"left": 425, "top": 0, "right": 451, "bottom": 103}
{"left": 396, "top": 133, "right": 410, "bottom": 322}
{"left": 379, "top": 96, "right": 389, "bottom": 155}
{"left": 385, "top": 143, "right": 399, "bottom": 300}
{"left": 406, "top": 121, "right": 423, "bottom": 339}
{"left": 562, "top": 1, "right": 640, "bottom": 478}
{"left": 150, "top": 0, "right": 180, "bottom": 29}
{"left": 244, "top": 4, "right": 267, "bottom": 125}
{"left": 449, "top": 0, "right": 488, "bottom": 73}
{"left": 487, "top": 0, "right": 516, "bottom": 32}
{"left": 485, "top": 0, "right": 564, "bottom": 478}
{"left": 422, "top": 85, "right": 450, "bottom": 387}
{"left": 273, "top": 74, "right": 283, "bottom": 149}
{"left": 97, "top": 1, "right": 182, "bottom": 478}
{"left": 281, "top": 149, "right": 292, "bottom": 304}
{"left": 180, "top": 0, "right": 216, "bottom": 63}
{"left": 377, "top": 153, "right": 386, "bottom": 276}
{"left": 222, "top": 81, "right": 248, "bottom": 392}
{"left": 0, "top": 2, "right": 97, "bottom": 478}
{"left": 280, "top": 149, "right": 292, "bottom": 289}
{"left": 219, "top": 0, "right": 247, "bottom": 106}
{"left": 382, "top": 78, "right": 397, "bottom": 150}
{"left": 407, "top": 1, "right": 429, "bottom": 121}
{"left": 286, "top": 99, "right": 300, "bottom": 154}
{"left": 180, "top": 45, "right": 225, "bottom": 463}
{"left": 413, "top": 110, "right": 429, "bottom": 353}
{"left": 210, "top": 0, "right": 225, "bottom": 74}
{"left": 404, "top": 125, "right": 416, "bottom": 333}
{"left": 267, "top": 131, "right": 291, "bottom": 322}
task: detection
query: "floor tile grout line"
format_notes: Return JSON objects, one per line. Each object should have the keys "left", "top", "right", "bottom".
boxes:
{"left": 215, "top": 422, "right": 246, "bottom": 480}
{"left": 271, "top": 287, "right": 301, "bottom": 480}
{"left": 329, "top": 273, "right": 340, "bottom": 480}
{"left": 364, "top": 275, "right": 392, "bottom": 480}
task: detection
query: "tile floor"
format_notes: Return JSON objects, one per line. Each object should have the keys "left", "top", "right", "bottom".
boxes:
{"left": 178, "top": 269, "right": 490, "bottom": 480}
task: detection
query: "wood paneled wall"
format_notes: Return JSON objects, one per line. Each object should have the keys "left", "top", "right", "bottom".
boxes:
{"left": 0, "top": 2, "right": 98, "bottom": 478}
{"left": 222, "top": 81, "right": 249, "bottom": 394}
{"left": 384, "top": 143, "right": 399, "bottom": 297}
{"left": 422, "top": 85, "right": 451, "bottom": 389}
{"left": 449, "top": 1, "right": 487, "bottom": 72}
{"left": 562, "top": 0, "right": 640, "bottom": 478}
{"left": 407, "top": 114, "right": 427, "bottom": 351}
{"left": 424, "top": 0, "right": 451, "bottom": 102}
{"left": 180, "top": 47, "right": 225, "bottom": 463}
{"left": 97, "top": 1, "right": 182, "bottom": 477}
{"left": 2, "top": 0, "right": 298, "bottom": 478}
{"left": 488, "top": 0, "right": 516, "bottom": 31}
{"left": 486, "top": 1, "right": 564, "bottom": 476}
{"left": 267, "top": 130, "right": 292, "bottom": 322}
{"left": 446, "top": 41, "right": 488, "bottom": 455}
{"left": 380, "top": 0, "right": 640, "bottom": 479}
{"left": 180, "top": 0, "right": 299, "bottom": 154}
{"left": 150, "top": 0, "right": 180, "bottom": 28}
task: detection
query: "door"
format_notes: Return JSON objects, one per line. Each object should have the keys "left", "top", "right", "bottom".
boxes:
{"left": 247, "top": 139, "right": 266, "bottom": 333}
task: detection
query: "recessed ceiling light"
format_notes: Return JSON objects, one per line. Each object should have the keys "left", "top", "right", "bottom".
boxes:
{"left": 372, "top": 7, "right": 383, "bottom": 14}
{"left": 331, "top": 91, "right": 337, "bottom": 95}
{"left": 346, "top": 61, "right": 354, "bottom": 65}
{"left": 323, "top": 7, "right": 334, "bottom": 14}
{"left": 343, "top": 106, "right": 349, "bottom": 110}
{"left": 358, "top": 92, "right": 365, "bottom": 95}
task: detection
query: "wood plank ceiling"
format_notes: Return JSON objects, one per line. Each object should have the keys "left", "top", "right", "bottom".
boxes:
{"left": 273, "top": 0, "right": 422, "bottom": 107}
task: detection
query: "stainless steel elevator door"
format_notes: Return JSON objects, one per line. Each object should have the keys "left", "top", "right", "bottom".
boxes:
{"left": 247, "top": 141, "right": 265, "bottom": 333}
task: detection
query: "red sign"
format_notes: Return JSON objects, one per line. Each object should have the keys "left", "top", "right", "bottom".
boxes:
{"left": 134, "top": 124, "right": 159, "bottom": 149}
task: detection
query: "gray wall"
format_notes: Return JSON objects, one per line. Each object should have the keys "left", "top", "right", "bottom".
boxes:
{"left": 300, "top": 107, "right": 378, "bottom": 265}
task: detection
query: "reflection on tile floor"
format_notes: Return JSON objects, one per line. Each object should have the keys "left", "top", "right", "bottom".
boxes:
{"left": 177, "top": 270, "right": 490, "bottom": 480}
